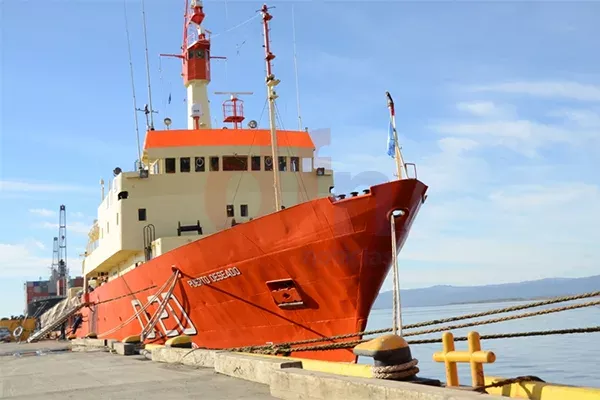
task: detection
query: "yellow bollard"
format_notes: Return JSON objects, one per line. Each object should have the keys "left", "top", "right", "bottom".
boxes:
{"left": 433, "top": 331, "right": 496, "bottom": 387}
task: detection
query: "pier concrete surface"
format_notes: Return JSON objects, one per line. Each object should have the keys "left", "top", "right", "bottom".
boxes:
{"left": 0, "top": 344, "right": 274, "bottom": 399}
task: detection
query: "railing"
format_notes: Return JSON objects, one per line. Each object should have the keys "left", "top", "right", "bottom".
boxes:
{"left": 86, "top": 240, "right": 99, "bottom": 255}
{"left": 403, "top": 163, "right": 418, "bottom": 180}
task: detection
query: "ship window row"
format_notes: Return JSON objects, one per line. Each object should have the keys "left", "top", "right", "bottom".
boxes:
{"left": 163, "top": 156, "right": 306, "bottom": 174}
{"left": 227, "top": 204, "right": 249, "bottom": 218}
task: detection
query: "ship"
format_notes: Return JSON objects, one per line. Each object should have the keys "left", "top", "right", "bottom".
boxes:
{"left": 70, "top": 1, "right": 428, "bottom": 362}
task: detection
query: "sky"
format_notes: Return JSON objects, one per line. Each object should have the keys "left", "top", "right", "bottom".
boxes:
{"left": 1, "top": 0, "right": 599, "bottom": 317}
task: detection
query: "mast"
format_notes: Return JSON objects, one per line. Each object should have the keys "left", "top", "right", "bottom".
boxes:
{"left": 123, "top": 0, "right": 143, "bottom": 169}
{"left": 261, "top": 4, "right": 282, "bottom": 211}
{"left": 140, "top": 0, "right": 156, "bottom": 131}
{"left": 261, "top": 4, "right": 281, "bottom": 211}
{"left": 386, "top": 92, "right": 408, "bottom": 179}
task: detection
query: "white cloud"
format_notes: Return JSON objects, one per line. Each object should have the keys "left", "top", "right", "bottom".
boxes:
{"left": 437, "top": 137, "right": 479, "bottom": 154}
{"left": 29, "top": 208, "right": 56, "bottom": 217}
{"left": 0, "top": 242, "right": 51, "bottom": 278}
{"left": 431, "top": 112, "right": 600, "bottom": 157}
{"left": 468, "top": 81, "right": 600, "bottom": 102}
{"left": 456, "top": 101, "right": 506, "bottom": 117}
{"left": 71, "top": 211, "right": 85, "bottom": 218}
{"left": 548, "top": 108, "right": 600, "bottom": 128}
{"left": 39, "top": 221, "right": 90, "bottom": 235}
{"left": 489, "top": 183, "right": 599, "bottom": 210}
{"left": 392, "top": 181, "right": 600, "bottom": 288}
{"left": 1, "top": 180, "right": 94, "bottom": 193}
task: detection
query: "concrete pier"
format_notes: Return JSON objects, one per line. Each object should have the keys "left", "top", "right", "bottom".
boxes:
{"left": 6, "top": 340, "right": 596, "bottom": 400}
{"left": 0, "top": 342, "right": 274, "bottom": 399}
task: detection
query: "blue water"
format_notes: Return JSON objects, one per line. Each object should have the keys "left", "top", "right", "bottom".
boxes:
{"left": 365, "top": 300, "right": 600, "bottom": 388}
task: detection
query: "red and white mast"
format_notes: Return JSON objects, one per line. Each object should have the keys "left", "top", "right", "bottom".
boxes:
{"left": 261, "top": 4, "right": 283, "bottom": 211}
{"left": 161, "top": 0, "right": 225, "bottom": 129}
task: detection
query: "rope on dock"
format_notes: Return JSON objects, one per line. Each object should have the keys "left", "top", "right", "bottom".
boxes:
{"left": 268, "top": 326, "right": 600, "bottom": 353}
{"left": 403, "top": 299, "right": 600, "bottom": 337}
{"left": 404, "top": 290, "right": 600, "bottom": 329}
{"left": 372, "top": 359, "right": 419, "bottom": 380}
{"left": 473, "top": 375, "right": 545, "bottom": 393}
{"left": 213, "top": 291, "right": 600, "bottom": 354}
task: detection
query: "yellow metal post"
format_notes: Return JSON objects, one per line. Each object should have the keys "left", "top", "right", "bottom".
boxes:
{"left": 433, "top": 331, "right": 495, "bottom": 388}
{"left": 468, "top": 331, "right": 485, "bottom": 387}
{"left": 443, "top": 332, "right": 459, "bottom": 386}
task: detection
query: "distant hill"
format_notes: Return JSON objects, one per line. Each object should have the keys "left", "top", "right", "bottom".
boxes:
{"left": 373, "top": 275, "right": 600, "bottom": 309}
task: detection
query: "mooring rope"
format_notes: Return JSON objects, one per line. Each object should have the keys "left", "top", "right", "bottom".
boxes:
{"left": 403, "top": 299, "right": 600, "bottom": 337}
{"left": 259, "top": 326, "right": 600, "bottom": 354}
{"left": 390, "top": 214, "right": 401, "bottom": 335}
{"left": 140, "top": 270, "right": 180, "bottom": 341}
{"left": 473, "top": 375, "right": 545, "bottom": 393}
{"left": 372, "top": 358, "right": 419, "bottom": 380}
{"left": 96, "top": 270, "right": 178, "bottom": 338}
{"left": 405, "top": 291, "right": 600, "bottom": 329}
{"left": 193, "top": 291, "right": 600, "bottom": 352}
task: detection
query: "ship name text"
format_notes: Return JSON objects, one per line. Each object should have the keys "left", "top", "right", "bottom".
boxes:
{"left": 187, "top": 267, "right": 242, "bottom": 288}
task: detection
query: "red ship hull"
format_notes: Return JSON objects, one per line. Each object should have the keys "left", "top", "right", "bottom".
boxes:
{"left": 79, "top": 178, "right": 427, "bottom": 362}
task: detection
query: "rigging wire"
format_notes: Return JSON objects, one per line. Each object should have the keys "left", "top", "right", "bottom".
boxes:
{"left": 123, "top": 0, "right": 143, "bottom": 168}
{"left": 158, "top": 55, "right": 169, "bottom": 117}
{"left": 291, "top": 5, "right": 303, "bottom": 131}
{"left": 273, "top": 102, "right": 310, "bottom": 202}
{"left": 140, "top": 0, "right": 156, "bottom": 130}
{"left": 211, "top": 14, "right": 260, "bottom": 40}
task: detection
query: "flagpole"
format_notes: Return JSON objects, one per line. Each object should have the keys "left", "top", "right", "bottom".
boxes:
{"left": 386, "top": 91, "right": 408, "bottom": 180}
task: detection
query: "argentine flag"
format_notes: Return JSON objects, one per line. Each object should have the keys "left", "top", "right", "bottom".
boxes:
{"left": 387, "top": 121, "right": 396, "bottom": 158}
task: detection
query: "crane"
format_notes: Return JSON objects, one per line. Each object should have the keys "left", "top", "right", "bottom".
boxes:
{"left": 56, "top": 205, "right": 68, "bottom": 297}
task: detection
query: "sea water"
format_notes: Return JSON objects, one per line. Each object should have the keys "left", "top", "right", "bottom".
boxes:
{"left": 365, "top": 299, "right": 600, "bottom": 388}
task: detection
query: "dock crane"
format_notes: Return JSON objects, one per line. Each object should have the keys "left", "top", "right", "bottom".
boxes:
{"left": 55, "top": 205, "right": 68, "bottom": 297}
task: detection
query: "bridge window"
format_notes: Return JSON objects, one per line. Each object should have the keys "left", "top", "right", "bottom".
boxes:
{"left": 195, "top": 157, "right": 205, "bottom": 172}
{"left": 290, "top": 157, "right": 299, "bottom": 172}
{"left": 240, "top": 204, "right": 248, "bottom": 217}
{"left": 197, "top": 49, "right": 205, "bottom": 59}
{"left": 251, "top": 156, "right": 261, "bottom": 171}
{"left": 165, "top": 158, "right": 176, "bottom": 174}
{"left": 264, "top": 156, "right": 273, "bottom": 171}
{"left": 279, "top": 156, "right": 287, "bottom": 172}
{"left": 226, "top": 204, "right": 234, "bottom": 217}
{"left": 138, "top": 208, "right": 147, "bottom": 221}
{"left": 210, "top": 156, "right": 219, "bottom": 171}
{"left": 180, "top": 157, "right": 191, "bottom": 173}
{"left": 223, "top": 155, "right": 248, "bottom": 171}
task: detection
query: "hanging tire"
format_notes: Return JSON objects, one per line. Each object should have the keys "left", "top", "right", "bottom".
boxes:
{"left": 13, "top": 326, "right": 24, "bottom": 339}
